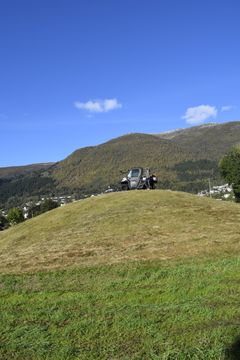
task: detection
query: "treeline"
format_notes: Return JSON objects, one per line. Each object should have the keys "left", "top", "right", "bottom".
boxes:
{"left": 171, "top": 160, "right": 221, "bottom": 184}
{"left": 172, "top": 159, "right": 218, "bottom": 171}
{"left": 27, "top": 198, "right": 59, "bottom": 218}
{"left": 0, "top": 199, "right": 60, "bottom": 231}
{"left": 0, "top": 174, "right": 56, "bottom": 210}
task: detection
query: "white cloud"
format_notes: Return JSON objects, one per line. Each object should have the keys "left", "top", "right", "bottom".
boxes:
{"left": 182, "top": 105, "right": 217, "bottom": 125}
{"left": 74, "top": 98, "right": 122, "bottom": 113}
{"left": 221, "top": 105, "right": 235, "bottom": 112}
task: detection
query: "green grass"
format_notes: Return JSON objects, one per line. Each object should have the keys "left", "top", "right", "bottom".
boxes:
{"left": 1, "top": 190, "right": 240, "bottom": 273}
{"left": 1, "top": 257, "right": 240, "bottom": 359}
{"left": 1, "top": 191, "right": 240, "bottom": 359}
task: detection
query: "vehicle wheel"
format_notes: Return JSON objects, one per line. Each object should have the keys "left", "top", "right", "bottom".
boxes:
{"left": 121, "top": 184, "right": 129, "bottom": 191}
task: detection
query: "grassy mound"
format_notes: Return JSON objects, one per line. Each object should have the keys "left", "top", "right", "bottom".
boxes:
{"left": 1, "top": 190, "right": 240, "bottom": 359}
{"left": 1, "top": 190, "right": 240, "bottom": 273}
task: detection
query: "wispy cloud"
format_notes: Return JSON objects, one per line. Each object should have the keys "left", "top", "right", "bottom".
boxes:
{"left": 182, "top": 105, "right": 217, "bottom": 125}
{"left": 221, "top": 105, "right": 235, "bottom": 112}
{"left": 74, "top": 98, "right": 122, "bottom": 113}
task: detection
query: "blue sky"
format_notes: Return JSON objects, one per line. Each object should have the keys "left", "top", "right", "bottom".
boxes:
{"left": 1, "top": 0, "right": 240, "bottom": 166}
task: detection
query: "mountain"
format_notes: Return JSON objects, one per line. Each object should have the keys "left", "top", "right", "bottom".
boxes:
{"left": 51, "top": 133, "right": 188, "bottom": 191}
{"left": 157, "top": 121, "right": 240, "bottom": 159}
{"left": 1, "top": 121, "right": 240, "bottom": 209}
{"left": 0, "top": 163, "right": 56, "bottom": 210}
{"left": 51, "top": 121, "right": 240, "bottom": 195}
{"left": 0, "top": 163, "right": 53, "bottom": 179}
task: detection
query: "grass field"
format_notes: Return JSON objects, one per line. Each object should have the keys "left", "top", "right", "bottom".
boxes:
{"left": 1, "top": 191, "right": 240, "bottom": 359}
{"left": 1, "top": 258, "right": 240, "bottom": 359}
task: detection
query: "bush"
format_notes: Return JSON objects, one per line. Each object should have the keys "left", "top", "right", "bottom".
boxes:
{"left": 7, "top": 208, "right": 24, "bottom": 225}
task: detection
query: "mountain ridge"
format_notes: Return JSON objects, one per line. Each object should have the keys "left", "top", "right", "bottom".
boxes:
{"left": 1, "top": 121, "right": 240, "bottom": 209}
{"left": 0, "top": 163, "right": 53, "bottom": 179}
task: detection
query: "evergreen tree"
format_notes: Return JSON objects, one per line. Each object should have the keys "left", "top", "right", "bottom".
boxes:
{"left": 0, "top": 213, "right": 9, "bottom": 230}
{"left": 219, "top": 146, "right": 240, "bottom": 202}
{"left": 40, "top": 198, "right": 59, "bottom": 213}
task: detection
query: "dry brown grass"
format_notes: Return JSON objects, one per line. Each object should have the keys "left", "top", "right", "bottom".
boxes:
{"left": 0, "top": 190, "right": 240, "bottom": 273}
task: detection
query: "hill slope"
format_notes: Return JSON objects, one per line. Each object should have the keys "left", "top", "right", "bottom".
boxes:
{"left": 157, "top": 121, "right": 240, "bottom": 159}
{"left": 0, "top": 163, "right": 53, "bottom": 179}
{"left": 51, "top": 133, "right": 187, "bottom": 190}
{"left": 1, "top": 191, "right": 240, "bottom": 359}
{"left": 1, "top": 190, "right": 240, "bottom": 273}
{"left": 2, "top": 121, "right": 240, "bottom": 209}
{"left": 31, "top": 120, "right": 240, "bottom": 194}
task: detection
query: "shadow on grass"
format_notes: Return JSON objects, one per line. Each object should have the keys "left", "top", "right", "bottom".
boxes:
{"left": 225, "top": 337, "right": 240, "bottom": 359}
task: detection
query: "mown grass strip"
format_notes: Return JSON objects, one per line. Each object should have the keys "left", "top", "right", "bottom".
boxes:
{"left": 1, "top": 257, "right": 240, "bottom": 359}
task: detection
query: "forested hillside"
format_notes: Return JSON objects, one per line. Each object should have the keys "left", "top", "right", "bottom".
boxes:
{"left": 51, "top": 133, "right": 188, "bottom": 192}
{"left": 157, "top": 121, "right": 240, "bottom": 159}
{"left": 0, "top": 163, "right": 52, "bottom": 179}
{"left": 1, "top": 121, "right": 240, "bottom": 209}
{"left": 51, "top": 121, "right": 240, "bottom": 194}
